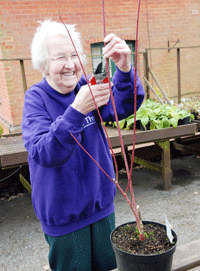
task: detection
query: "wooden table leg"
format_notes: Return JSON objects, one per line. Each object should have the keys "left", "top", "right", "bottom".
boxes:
{"left": 132, "top": 140, "right": 172, "bottom": 190}
{"left": 156, "top": 140, "right": 172, "bottom": 190}
{"left": 19, "top": 173, "right": 32, "bottom": 193}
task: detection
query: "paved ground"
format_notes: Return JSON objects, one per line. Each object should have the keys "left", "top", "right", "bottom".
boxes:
{"left": 0, "top": 153, "right": 200, "bottom": 271}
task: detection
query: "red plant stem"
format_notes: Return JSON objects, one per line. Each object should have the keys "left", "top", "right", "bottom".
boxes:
{"left": 130, "top": 0, "right": 142, "bottom": 177}
{"left": 70, "top": 132, "right": 139, "bottom": 220}
{"left": 101, "top": 0, "right": 144, "bottom": 240}
{"left": 71, "top": 127, "right": 142, "bottom": 237}
{"left": 125, "top": 0, "right": 142, "bottom": 198}
{"left": 60, "top": 0, "right": 145, "bottom": 240}
{"left": 59, "top": 13, "right": 119, "bottom": 183}
{"left": 101, "top": 0, "right": 131, "bottom": 188}
{"left": 126, "top": 0, "right": 142, "bottom": 229}
{"left": 70, "top": 132, "right": 115, "bottom": 182}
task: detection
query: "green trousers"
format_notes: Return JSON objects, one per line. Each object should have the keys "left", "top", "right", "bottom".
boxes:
{"left": 44, "top": 213, "right": 117, "bottom": 271}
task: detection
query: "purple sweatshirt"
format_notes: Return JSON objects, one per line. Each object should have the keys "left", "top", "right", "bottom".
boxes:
{"left": 21, "top": 67, "right": 144, "bottom": 236}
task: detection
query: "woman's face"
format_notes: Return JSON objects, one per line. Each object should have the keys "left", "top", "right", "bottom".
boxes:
{"left": 45, "top": 35, "right": 83, "bottom": 94}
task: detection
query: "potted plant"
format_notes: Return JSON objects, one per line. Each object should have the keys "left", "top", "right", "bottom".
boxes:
{"left": 105, "top": 102, "right": 179, "bottom": 270}
{"left": 174, "top": 97, "right": 200, "bottom": 120}
{"left": 111, "top": 221, "right": 177, "bottom": 271}
{"left": 105, "top": 99, "right": 181, "bottom": 270}
{"left": 173, "top": 97, "right": 200, "bottom": 131}
{"left": 63, "top": 4, "right": 178, "bottom": 269}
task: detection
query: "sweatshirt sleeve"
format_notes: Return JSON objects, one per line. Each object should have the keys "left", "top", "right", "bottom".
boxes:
{"left": 99, "top": 66, "right": 145, "bottom": 121}
{"left": 21, "top": 89, "right": 85, "bottom": 168}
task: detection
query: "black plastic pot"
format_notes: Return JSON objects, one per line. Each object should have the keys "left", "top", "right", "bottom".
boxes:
{"left": 111, "top": 221, "right": 177, "bottom": 271}
{"left": 136, "top": 120, "right": 150, "bottom": 130}
{"left": 191, "top": 111, "right": 198, "bottom": 120}
{"left": 178, "top": 116, "right": 191, "bottom": 125}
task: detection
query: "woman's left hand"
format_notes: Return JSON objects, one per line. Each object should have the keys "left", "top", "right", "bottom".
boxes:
{"left": 103, "top": 33, "right": 131, "bottom": 73}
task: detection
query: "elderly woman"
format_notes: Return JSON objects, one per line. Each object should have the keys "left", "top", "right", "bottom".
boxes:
{"left": 21, "top": 20, "right": 144, "bottom": 271}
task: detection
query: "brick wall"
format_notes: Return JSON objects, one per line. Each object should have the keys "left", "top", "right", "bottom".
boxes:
{"left": 0, "top": 48, "right": 12, "bottom": 134}
{"left": 0, "top": 0, "right": 199, "bottom": 133}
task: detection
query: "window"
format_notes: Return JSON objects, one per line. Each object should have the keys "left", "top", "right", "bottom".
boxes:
{"left": 90, "top": 41, "right": 135, "bottom": 81}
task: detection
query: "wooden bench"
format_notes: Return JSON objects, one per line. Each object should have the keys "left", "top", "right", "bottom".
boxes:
{"left": 106, "top": 123, "right": 198, "bottom": 189}
{"left": 193, "top": 120, "right": 200, "bottom": 132}
{"left": 172, "top": 239, "right": 200, "bottom": 271}
{"left": 0, "top": 123, "right": 198, "bottom": 191}
{"left": 0, "top": 128, "right": 199, "bottom": 270}
{"left": 0, "top": 134, "right": 27, "bottom": 168}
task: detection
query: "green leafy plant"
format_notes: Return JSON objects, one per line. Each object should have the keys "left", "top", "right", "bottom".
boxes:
{"left": 112, "top": 99, "right": 194, "bottom": 130}
{"left": 174, "top": 98, "right": 200, "bottom": 120}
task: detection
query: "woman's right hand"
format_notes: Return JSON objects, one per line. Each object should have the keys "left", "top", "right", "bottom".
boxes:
{"left": 71, "top": 83, "right": 110, "bottom": 115}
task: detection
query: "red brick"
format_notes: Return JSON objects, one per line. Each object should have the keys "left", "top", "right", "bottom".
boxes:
{"left": 0, "top": 0, "right": 199, "bottom": 128}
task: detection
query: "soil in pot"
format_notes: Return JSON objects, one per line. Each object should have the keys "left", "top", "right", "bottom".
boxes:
{"left": 111, "top": 221, "right": 177, "bottom": 271}
{"left": 111, "top": 221, "right": 175, "bottom": 255}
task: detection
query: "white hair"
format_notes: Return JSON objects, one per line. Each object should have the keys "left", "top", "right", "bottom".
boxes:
{"left": 31, "top": 19, "right": 86, "bottom": 75}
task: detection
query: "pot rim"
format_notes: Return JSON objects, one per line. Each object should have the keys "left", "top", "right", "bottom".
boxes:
{"left": 110, "top": 220, "right": 177, "bottom": 258}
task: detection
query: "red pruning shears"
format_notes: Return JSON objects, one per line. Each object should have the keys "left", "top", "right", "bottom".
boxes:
{"left": 89, "top": 61, "right": 109, "bottom": 85}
